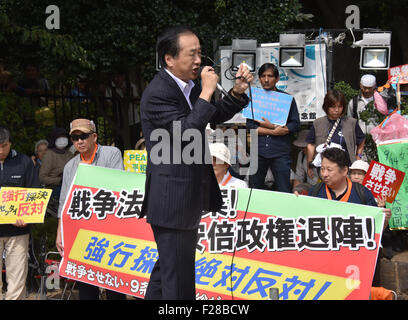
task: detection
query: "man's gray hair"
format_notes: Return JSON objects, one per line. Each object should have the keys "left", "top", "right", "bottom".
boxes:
{"left": 0, "top": 126, "right": 11, "bottom": 144}
{"left": 34, "top": 139, "right": 49, "bottom": 155}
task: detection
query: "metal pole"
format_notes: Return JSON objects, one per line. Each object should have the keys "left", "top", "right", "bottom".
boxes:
{"left": 269, "top": 287, "right": 279, "bottom": 300}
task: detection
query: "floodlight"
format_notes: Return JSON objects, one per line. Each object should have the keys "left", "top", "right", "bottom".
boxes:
{"left": 231, "top": 52, "right": 256, "bottom": 72}
{"left": 356, "top": 32, "right": 391, "bottom": 70}
{"left": 231, "top": 38, "right": 257, "bottom": 72}
{"left": 361, "top": 47, "right": 390, "bottom": 69}
{"left": 279, "top": 33, "right": 305, "bottom": 69}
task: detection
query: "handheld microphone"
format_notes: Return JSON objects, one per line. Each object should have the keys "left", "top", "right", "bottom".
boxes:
{"left": 198, "top": 66, "right": 229, "bottom": 96}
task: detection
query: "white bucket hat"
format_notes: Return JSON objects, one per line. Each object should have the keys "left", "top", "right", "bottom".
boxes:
{"left": 209, "top": 143, "right": 231, "bottom": 165}
{"left": 350, "top": 160, "right": 370, "bottom": 173}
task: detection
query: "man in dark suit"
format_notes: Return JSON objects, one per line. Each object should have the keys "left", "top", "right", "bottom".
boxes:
{"left": 140, "top": 26, "right": 253, "bottom": 300}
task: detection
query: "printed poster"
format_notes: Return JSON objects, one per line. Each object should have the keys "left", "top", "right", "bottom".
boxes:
{"left": 59, "top": 164, "right": 384, "bottom": 300}
{"left": 123, "top": 150, "right": 147, "bottom": 174}
{"left": 362, "top": 160, "right": 405, "bottom": 203}
{"left": 388, "top": 64, "right": 408, "bottom": 85}
{"left": 242, "top": 87, "right": 293, "bottom": 125}
{"left": 377, "top": 139, "right": 408, "bottom": 230}
{"left": 0, "top": 187, "right": 52, "bottom": 224}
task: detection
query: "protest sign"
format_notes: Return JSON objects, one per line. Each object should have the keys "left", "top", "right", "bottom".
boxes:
{"left": 59, "top": 164, "right": 383, "bottom": 300}
{"left": 362, "top": 160, "right": 405, "bottom": 203}
{"left": 123, "top": 150, "right": 147, "bottom": 173}
{"left": 377, "top": 140, "right": 408, "bottom": 230}
{"left": 0, "top": 187, "right": 52, "bottom": 224}
{"left": 388, "top": 64, "right": 408, "bottom": 85}
{"left": 242, "top": 87, "right": 293, "bottom": 125}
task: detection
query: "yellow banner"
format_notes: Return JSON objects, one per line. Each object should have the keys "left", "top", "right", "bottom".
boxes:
{"left": 123, "top": 150, "right": 147, "bottom": 173}
{"left": 69, "top": 229, "right": 358, "bottom": 300}
{"left": 0, "top": 187, "right": 52, "bottom": 224}
{"left": 69, "top": 229, "right": 154, "bottom": 278}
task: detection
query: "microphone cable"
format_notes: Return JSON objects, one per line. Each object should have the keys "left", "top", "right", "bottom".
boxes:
{"left": 204, "top": 54, "right": 256, "bottom": 299}
{"left": 222, "top": 64, "right": 255, "bottom": 300}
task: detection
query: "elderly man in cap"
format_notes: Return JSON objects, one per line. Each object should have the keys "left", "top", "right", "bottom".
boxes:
{"left": 349, "top": 159, "right": 370, "bottom": 185}
{"left": 349, "top": 159, "right": 386, "bottom": 208}
{"left": 209, "top": 142, "right": 248, "bottom": 189}
{"left": 348, "top": 74, "right": 377, "bottom": 134}
{"left": 55, "top": 118, "right": 125, "bottom": 300}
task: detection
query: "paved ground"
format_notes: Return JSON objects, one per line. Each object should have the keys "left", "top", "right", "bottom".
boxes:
{"left": 380, "top": 249, "right": 408, "bottom": 300}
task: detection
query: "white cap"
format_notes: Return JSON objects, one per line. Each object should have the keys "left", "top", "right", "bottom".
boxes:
{"left": 360, "top": 74, "right": 376, "bottom": 87}
{"left": 209, "top": 143, "right": 231, "bottom": 165}
{"left": 350, "top": 160, "right": 370, "bottom": 173}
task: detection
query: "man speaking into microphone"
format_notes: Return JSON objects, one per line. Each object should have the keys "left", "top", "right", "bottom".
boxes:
{"left": 140, "top": 25, "right": 253, "bottom": 300}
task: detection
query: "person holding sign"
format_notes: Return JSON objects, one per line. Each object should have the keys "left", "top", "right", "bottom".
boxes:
{"left": 349, "top": 159, "right": 370, "bottom": 185}
{"left": 309, "top": 148, "right": 392, "bottom": 228}
{"left": 247, "top": 63, "right": 300, "bottom": 192}
{"left": 309, "top": 148, "right": 376, "bottom": 206}
{"left": 55, "top": 118, "right": 126, "bottom": 300}
{"left": 0, "top": 126, "right": 40, "bottom": 300}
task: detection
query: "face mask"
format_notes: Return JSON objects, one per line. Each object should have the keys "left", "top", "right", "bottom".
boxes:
{"left": 55, "top": 137, "right": 68, "bottom": 149}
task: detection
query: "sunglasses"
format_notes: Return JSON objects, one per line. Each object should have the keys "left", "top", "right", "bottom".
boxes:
{"left": 70, "top": 132, "right": 92, "bottom": 141}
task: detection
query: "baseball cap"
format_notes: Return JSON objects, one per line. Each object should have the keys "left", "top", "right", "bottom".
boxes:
{"left": 69, "top": 118, "right": 96, "bottom": 135}
{"left": 209, "top": 143, "right": 231, "bottom": 165}
{"left": 350, "top": 160, "right": 370, "bottom": 173}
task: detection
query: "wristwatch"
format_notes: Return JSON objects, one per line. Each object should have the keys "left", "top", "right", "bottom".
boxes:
{"left": 357, "top": 153, "right": 363, "bottom": 158}
{"left": 308, "top": 161, "right": 314, "bottom": 169}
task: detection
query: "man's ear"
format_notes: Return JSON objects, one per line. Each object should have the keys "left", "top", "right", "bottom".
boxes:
{"left": 343, "top": 166, "right": 349, "bottom": 177}
{"left": 165, "top": 54, "right": 173, "bottom": 69}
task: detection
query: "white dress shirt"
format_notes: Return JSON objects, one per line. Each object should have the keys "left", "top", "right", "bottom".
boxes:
{"left": 165, "top": 68, "right": 195, "bottom": 110}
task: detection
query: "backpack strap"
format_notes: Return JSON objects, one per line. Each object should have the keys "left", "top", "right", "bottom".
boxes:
{"left": 353, "top": 182, "right": 367, "bottom": 205}
{"left": 352, "top": 95, "right": 359, "bottom": 119}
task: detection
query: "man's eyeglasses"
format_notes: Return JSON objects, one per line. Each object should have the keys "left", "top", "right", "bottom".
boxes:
{"left": 70, "top": 132, "right": 92, "bottom": 141}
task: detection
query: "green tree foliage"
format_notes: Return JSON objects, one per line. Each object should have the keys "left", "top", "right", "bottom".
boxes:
{"left": 0, "top": 2, "right": 91, "bottom": 74}
{"left": 0, "top": 0, "right": 305, "bottom": 149}
{"left": 1, "top": 0, "right": 304, "bottom": 82}
{"left": 0, "top": 91, "right": 50, "bottom": 155}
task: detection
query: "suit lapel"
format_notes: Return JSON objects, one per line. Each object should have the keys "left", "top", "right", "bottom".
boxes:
{"left": 159, "top": 69, "right": 192, "bottom": 114}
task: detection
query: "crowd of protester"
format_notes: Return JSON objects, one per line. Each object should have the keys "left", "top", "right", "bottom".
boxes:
{"left": 0, "top": 58, "right": 405, "bottom": 301}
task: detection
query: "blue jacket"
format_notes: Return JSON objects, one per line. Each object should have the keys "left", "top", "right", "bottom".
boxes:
{"left": 0, "top": 149, "right": 40, "bottom": 237}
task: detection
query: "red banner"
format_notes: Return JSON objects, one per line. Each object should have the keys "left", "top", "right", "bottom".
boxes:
{"left": 362, "top": 160, "right": 405, "bottom": 203}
